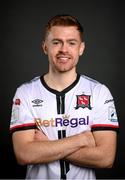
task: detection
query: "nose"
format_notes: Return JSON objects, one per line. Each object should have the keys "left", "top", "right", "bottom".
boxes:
{"left": 59, "top": 42, "right": 68, "bottom": 53}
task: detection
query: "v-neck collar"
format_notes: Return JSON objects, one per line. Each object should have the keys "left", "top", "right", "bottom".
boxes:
{"left": 40, "top": 73, "right": 80, "bottom": 95}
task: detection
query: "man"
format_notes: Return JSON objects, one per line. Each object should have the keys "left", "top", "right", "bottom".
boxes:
{"left": 10, "top": 15, "right": 119, "bottom": 179}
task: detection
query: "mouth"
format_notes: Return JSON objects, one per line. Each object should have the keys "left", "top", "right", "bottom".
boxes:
{"left": 57, "top": 55, "right": 71, "bottom": 63}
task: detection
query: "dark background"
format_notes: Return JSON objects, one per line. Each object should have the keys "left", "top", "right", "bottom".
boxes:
{"left": 1, "top": 0, "right": 125, "bottom": 179}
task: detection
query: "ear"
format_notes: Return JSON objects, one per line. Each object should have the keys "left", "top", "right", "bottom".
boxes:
{"left": 79, "top": 42, "right": 85, "bottom": 56}
{"left": 42, "top": 41, "right": 48, "bottom": 55}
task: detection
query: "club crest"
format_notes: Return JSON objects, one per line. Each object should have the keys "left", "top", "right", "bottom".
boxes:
{"left": 75, "top": 94, "right": 91, "bottom": 110}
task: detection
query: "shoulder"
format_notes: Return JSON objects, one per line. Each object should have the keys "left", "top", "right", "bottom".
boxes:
{"left": 80, "top": 74, "right": 102, "bottom": 89}
{"left": 80, "top": 74, "right": 111, "bottom": 95}
{"left": 16, "top": 76, "right": 40, "bottom": 95}
{"left": 80, "top": 74, "right": 99, "bottom": 84}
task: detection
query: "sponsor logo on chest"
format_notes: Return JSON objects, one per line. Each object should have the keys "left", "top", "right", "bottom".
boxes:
{"left": 35, "top": 115, "right": 89, "bottom": 129}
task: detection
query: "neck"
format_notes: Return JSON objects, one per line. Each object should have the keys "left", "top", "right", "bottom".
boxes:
{"left": 44, "top": 70, "right": 77, "bottom": 92}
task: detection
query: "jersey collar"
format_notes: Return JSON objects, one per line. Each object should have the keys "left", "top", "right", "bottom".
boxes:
{"left": 40, "top": 73, "right": 80, "bottom": 95}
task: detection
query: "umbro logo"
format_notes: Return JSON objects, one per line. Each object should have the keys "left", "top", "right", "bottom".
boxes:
{"left": 32, "top": 99, "right": 43, "bottom": 107}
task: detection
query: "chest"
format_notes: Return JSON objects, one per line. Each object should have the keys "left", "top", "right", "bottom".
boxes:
{"left": 29, "top": 89, "right": 93, "bottom": 138}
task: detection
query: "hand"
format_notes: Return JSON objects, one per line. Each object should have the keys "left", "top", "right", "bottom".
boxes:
{"left": 79, "top": 131, "right": 96, "bottom": 148}
{"left": 34, "top": 129, "right": 49, "bottom": 141}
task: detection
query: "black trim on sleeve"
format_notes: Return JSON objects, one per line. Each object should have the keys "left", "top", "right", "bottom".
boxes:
{"left": 91, "top": 126, "right": 119, "bottom": 132}
{"left": 10, "top": 125, "right": 36, "bottom": 135}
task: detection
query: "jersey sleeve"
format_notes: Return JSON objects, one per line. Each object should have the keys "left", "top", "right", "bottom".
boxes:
{"left": 91, "top": 84, "right": 119, "bottom": 132}
{"left": 10, "top": 85, "right": 36, "bottom": 134}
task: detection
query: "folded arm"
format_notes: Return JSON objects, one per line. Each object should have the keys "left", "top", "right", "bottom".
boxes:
{"left": 33, "top": 129, "right": 117, "bottom": 168}
{"left": 64, "top": 130, "right": 117, "bottom": 168}
{"left": 12, "top": 129, "right": 95, "bottom": 165}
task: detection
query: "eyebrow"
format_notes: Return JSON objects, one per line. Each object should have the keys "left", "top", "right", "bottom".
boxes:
{"left": 52, "top": 38, "right": 78, "bottom": 42}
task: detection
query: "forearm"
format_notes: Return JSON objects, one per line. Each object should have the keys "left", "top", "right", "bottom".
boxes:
{"left": 64, "top": 146, "right": 106, "bottom": 168}
{"left": 14, "top": 133, "right": 84, "bottom": 165}
{"left": 64, "top": 131, "right": 117, "bottom": 168}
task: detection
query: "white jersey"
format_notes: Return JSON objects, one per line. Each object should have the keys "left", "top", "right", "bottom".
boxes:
{"left": 10, "top": 74, "right": 119, "bottom": 180}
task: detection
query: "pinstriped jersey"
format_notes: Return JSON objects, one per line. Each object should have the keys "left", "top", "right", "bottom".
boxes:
{"left": 10, "top": 74, "right": 119, "bottom": 179}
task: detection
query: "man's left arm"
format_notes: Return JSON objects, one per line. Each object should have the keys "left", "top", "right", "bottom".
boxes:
{"left": 64, "top": 130, "right": 117, "bottom": 168}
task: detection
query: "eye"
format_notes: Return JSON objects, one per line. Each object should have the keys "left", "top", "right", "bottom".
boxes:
{"left": 69, "top": 41, "right": 77, "bottom": 45}
{"left": 52, "top": 40, "right": 61, "bottom": 45}
{"left": 53, "top": 41, "right": 59, "bottom": 45}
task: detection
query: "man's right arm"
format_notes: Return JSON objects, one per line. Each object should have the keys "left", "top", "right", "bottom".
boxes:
{"left": 12, "top": 129, "right": 95, "bottom": 165}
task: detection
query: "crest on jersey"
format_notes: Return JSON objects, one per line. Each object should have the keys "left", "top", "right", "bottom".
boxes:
{"left": 75, "top": 94, "right": 91, "bottom": 110}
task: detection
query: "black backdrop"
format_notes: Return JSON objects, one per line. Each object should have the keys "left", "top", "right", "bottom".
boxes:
{"left": 1, "top": 0, "right": 125, "bottom": 179}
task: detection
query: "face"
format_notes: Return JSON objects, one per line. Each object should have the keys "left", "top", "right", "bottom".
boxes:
{"left": 42, "top": 26, "right": 85, "bottom": 73}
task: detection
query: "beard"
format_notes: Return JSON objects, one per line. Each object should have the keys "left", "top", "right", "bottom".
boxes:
{"left": 50, "top": 60, "right": 77, "bottom": 73}
{"left": 49, "top": 53, "right": 78, "bottom": 73}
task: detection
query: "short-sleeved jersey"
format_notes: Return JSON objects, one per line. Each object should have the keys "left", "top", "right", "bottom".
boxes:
{"left": 10, "top": 74, "right": 119, "bottom": 180}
